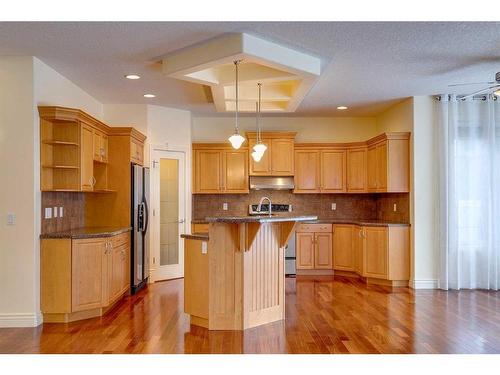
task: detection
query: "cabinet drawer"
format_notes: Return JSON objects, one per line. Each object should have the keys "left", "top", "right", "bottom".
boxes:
{"left": 192, "top": 223, "right": 209, "bottom": 234}
{"left": 111, "top": 232, "right": 130, "bottom": 248}
{"left": 296, "top": 223, "right": 332, "bottom": 233}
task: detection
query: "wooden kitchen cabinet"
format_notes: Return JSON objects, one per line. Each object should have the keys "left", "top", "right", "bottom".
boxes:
{"left": 93, "top": 130, "right": 108, "bottom": 163}
{"left": 296, "top": 232, "right": 315, "bottom": 269}
{"left": 192, "top": 145, "right": 248, "bottom": 194}
{"left": 130, "top": 138, "right": 144, "bottom": 165}
{"left": 367, "top": 134, "right": 409, "bottom": 193}
{"left": 296, "top": 223, "right": 333, "bottom": 270}
{"left": 361, "top": 225, "right": 410, "bottom": 282}
{"left": 314, "top": 232, "right": 333, "bottom": 269}
{"left": 332, "top": 224, "right": 354, "bottom": 271}
{"left": 321, "top": 150, "right": 346, "bottom": 193}
{"left": 347, "top": 148, "right": 367, "bottom": 192}
{"left": 294, "top": 150, "right": 320, "bottom": 193}
{"left": 247, "top": 132, "right": 296, "bottom": 176}
{"left": 81, "top": 123, "right": 94, "bottom": 191}
{"left": 362, "top": 226, "right": 388, "bottom": 279}
{"left": 294, "top": 148, "right": 346, "bottom": 193}
{"left": 41, "top": 232, "right": 131, "bottom": 322}
{"left": 271, "top": 138, "right": 294, "bottom": 175}
{"left": 352, "top": 225, "right": 364, "bottom": 274}
{"left": 39, "top": 107, "right": 145, "bottom": 193}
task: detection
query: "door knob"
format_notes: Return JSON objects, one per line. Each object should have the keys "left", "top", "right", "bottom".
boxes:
{"left": 178, "top": 219, "right": 185, "bottom": 224}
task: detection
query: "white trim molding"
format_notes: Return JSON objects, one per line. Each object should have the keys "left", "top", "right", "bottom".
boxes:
{"left": 410, "top": 279, "right": 439, "bottom": 290}
{"left": 0, "top": 312, "right": 43, "bottom": 327}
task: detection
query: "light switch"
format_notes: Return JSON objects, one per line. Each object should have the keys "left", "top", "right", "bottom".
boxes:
{"left": 59, "top": 207, "right": 64, "bottom": 218}
{"left": 222, "top": 203, "right": 228, "bottom": 211}
{"left": 393, "top": 203, "right": 397, "bottom": 212}
{"left": 201, "top": 241, "right": 208, "bottom": 254}
{"left": 53, "top": 206, "right": 58, "bottom": 218}
{"left": 6, "top": 213, "right": 15, "bottom": 225}
{"left": 331, "top": 203, "right": 336, "bottom": 211}
{"left": 44, "top": 207, "right": 52, "bottom": 219}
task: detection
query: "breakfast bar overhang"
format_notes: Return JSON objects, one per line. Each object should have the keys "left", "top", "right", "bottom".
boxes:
{"left": 181, "top": 215, "right": 317, "bottom": 330}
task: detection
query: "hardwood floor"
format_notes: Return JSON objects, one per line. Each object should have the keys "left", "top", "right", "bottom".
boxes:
{"left": 1, "top": 276, "right": 500, "bottom": 354}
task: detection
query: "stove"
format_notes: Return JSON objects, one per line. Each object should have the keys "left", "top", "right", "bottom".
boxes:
{"left": 248, "top": 203, "right": 292, "bottom": 215}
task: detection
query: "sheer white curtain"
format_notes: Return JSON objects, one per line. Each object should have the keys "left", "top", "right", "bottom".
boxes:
{"left": 437, "top": 95, "right": 500, "bottom": 290}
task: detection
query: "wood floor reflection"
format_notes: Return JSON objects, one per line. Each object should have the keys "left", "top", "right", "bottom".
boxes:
{"left": 2, "top": 276, "right": 500, "bottom": 353}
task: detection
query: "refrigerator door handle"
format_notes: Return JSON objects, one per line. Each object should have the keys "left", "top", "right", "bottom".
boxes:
{"left": 142, "top": 199, "right": 149, "bottom": 233}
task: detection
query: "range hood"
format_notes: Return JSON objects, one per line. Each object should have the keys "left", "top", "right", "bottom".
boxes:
{"left": 249, "top": 176, "right": 295, "bottom": 190}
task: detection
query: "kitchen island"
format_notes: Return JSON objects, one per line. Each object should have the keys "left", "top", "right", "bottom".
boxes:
{"left": 181, "top": 215, "right": 317, "bottom": 330}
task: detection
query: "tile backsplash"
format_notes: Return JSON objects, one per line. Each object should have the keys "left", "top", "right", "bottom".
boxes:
{"left": 193, "top": 190, "right": 409, "bottom": 223}
{"left": 41, "top": 192, "right": 86, "bottom": 234}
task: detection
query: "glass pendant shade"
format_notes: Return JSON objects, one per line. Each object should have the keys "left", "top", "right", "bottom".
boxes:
{"left": 252, "top": 142, "right": 267, "bottom": 155}
{"left": 228, "top": 133, "right": 245, "bottom": 149}
{"left": 251, "top": 150, "right": 263, "bottom": 162}
{"left": 495, "top": 89, "right": 500, "bottom": 97}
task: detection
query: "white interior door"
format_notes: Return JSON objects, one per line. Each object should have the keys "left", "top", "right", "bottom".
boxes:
{"left": 151, "top": 149, "right": 186, "bottom": 281}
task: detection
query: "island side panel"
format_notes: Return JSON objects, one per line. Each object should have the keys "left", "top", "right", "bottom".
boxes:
{"left": 208, "top": 223, "right": 244, "bottom": 330}
{"left": 184, "top": 238, "right": 209, "bottom": 327}
{"left": 243, "top": 222, "right": 285, "bottom": 329}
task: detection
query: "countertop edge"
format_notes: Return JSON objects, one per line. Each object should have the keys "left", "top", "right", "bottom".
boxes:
{"left": 181, "top": 233, "right": 209, "bottom": 241}
{"left": 40, "top": 227, "right": 132, "bottom": 239}
{"left": 204, "top": 215, "right": 318, "bottom": 223}
{"left": 192, "top": 219, "right": 410, "bottom": 227}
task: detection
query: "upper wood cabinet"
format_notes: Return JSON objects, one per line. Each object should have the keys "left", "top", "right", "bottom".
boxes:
{"left": 294, "top": 148, "right": 346, "bottom": 193}
{"left": 347, "top": 148, "right": 367, "bottom": 192}
{"left": 247, "top": 132, "right": 295, "bottom": 176}
{"left": 192, "top": 144, "right": 249, "bottom": 194}
{"left": 321, "top": 150, "right": 346, "bottom": 193}
{"left": 39, "top": 106, "right": 146, "bottom": 192}
{"left": 294, "top": 150, "right": 320, "bottom": 193}
{"left": 130, "top": 138, "right": 144, "bottom": 165}
{"left": 367, "top": 134, "right": 409, "bottom": 193}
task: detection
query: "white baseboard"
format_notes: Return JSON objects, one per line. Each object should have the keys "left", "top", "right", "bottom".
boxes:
{"left": 0, "top": 312, "right": 43, "bottom": 327}
{"left": 410, "top": 279, "right": 439, "bottom": 289}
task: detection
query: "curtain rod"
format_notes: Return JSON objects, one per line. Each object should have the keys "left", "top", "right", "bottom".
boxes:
{"left": 435, "top": 94, "right": 498, "bottom": 101}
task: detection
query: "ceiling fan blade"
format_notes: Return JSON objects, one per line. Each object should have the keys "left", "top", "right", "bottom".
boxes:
{"left": 448, "top": 81, "right": 496, "bottom": 87}
{"left": 458, "top": 85, "right": 500, "bottom": 100}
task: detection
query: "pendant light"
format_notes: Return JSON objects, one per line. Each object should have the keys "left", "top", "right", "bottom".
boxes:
{"left": 251, "top": 83, "right": 267, "bottom": 162}
{"left": 228, "top": 60, "right": 245, "bottom": 149}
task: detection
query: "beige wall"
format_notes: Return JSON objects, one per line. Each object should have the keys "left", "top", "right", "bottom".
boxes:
{"left": 192, "top": 116, "right": 378, "bottom": 142}
{"left": 376, "top": 96, "right": 438, "bottom": 289}
{"left": 0, "top": 57, "right": 39, "bottom": 327}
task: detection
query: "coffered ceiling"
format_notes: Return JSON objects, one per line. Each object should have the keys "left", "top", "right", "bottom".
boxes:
{"left": 0, "top": 22, "right": 499, "bottom": 116}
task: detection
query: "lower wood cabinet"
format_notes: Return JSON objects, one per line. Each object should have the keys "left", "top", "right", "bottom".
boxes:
{"left": 296, "top": 222, "right": 409, "bottom": 285}
{"left": 296, "top": 224, "right": 333, "bottom": 270}
{"left": 332, "top": 224, "right": 354, "bottom": 271}
{"left": 41, "top": 231, "right": 131, "bottom": 322}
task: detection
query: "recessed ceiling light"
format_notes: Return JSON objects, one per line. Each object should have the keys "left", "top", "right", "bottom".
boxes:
{"left": 125, "top": 74, "right": 140, "bottom": 80}
{"left": 143, "top": 94, "right": 156, "bottom": 98}
{"left": 337, "top": 106, "right": 348, "bottom": 110}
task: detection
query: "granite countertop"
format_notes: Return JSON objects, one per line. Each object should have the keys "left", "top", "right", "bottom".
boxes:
{"left": 193, "top": 218, "right": 409, "bottom": 227}
{"left": 40, "top": 226, "right": 132, "bottom": 239}
{"left": 204, "top": 215, "right": 318, "bottom": 223}
{"left": 181, "top": 233, "right": 209, "bottom": 241}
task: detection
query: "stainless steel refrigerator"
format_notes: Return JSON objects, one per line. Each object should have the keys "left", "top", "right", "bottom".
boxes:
{"left": 131, "top": 164, "right": 150, "bottom": 294}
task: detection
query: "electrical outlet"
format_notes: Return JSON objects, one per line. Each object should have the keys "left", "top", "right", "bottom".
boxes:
{"left": 6, "top": 213, "right": 15, "bottom": 225}
{"left": 393, "top": 203, "right": 397, "bottom": 212}
{"left": 44, "top": 207, "right": 52, "bottom": 219}
{"left": 223, "top": 202, "right": 228, "bottom": 211}
{"left": 53, "top": 206, "right": 58, "bottom": 218}
{"left": 201, "top": 241, "right": 208, "bottom": 254}
{"left": 331, "top": 203, "right": 336, "bottom": 211}
{"left": 59, "top": 207, "right": 64, "bottom": 217}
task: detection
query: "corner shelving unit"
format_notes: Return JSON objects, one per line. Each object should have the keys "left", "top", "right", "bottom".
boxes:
{"left": 40, "top": 116, "right": 81, "bottom": 191}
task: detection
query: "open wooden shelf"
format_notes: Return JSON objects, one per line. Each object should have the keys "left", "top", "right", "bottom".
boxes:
{"left": 42, "top": 140, "right": 79, "bottom": 146}
{"left": 42, "top": 165, "right": 79, "bottom": 169}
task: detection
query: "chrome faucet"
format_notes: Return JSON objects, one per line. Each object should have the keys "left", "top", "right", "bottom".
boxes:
{"left": 257, "top": 196, "right": 272, "bottom": 217}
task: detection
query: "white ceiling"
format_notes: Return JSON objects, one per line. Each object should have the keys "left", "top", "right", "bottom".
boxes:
{"left": 0, "top": 22, "right": 499, "bottom": 116}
